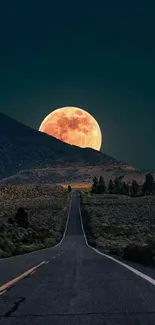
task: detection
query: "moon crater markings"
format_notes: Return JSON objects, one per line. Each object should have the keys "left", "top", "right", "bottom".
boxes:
{"left": 39, "top": 106, "right": 102, "bottom": 151}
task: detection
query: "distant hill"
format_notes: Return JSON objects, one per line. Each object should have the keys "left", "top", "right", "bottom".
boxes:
{"left": 0, "top": 113, "right": 132, "bottom": 182}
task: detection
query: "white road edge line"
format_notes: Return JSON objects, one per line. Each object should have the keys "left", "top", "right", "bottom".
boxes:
{"left": 78, "top": 192, "right": 155, "bottom": 287}
{"left": 0, "top": 191, "right": 73, "bottom": 261}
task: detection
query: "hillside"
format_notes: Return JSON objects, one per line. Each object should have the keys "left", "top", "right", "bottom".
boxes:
{"left": 0, "top": 113, "right": 130, "bottom": 181}
{"left": 0, "top": 166, "right": 142, "bottom": 185}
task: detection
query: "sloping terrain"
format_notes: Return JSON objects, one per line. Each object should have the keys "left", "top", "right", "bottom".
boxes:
{"left": 0, "top": 165, "right": 142, "bottom": 185}
{"left": 0, "top": 184, "right": 69, "bottom": 257}
{"left": 0, "top": 113, "right": 130, "bottom": 181}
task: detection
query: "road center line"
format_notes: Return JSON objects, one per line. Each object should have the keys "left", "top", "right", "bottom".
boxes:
{"left": 0, "top": 261, "right": 46, "bottom": 294}
{"left": 0, "top": 289, "right": 7, "bottom": 296}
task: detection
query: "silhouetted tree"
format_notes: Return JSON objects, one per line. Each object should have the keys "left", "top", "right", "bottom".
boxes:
{"left": 118, "top": 175, "right": 125, "bottom": 181}
{"left": 120, "top": 182, "right": 128, "bottom": 195}
{"left": 132, "top": 180, "right": 139, "bottom": 196}
{"left": 113, "top": 177, "right": 121, "bottom": 194}
{"left": 108, "top": 179, "right": 114, "bottom": 194}
{"left": 142, "top": 181, "right": 147, "bottom": 195}
{"left": 143, "top": 173, "right": 155, "bottom": 195}
{"left": 93, "top": 176, "right": 98, "bottom": 186}
{"left": 15, "top": 207, "right": 29, "bottom": 229}
{"left": 98, "top": 176, "right": 106, "bottom": 194}
{"left": 126, "top": 184, "right": 131, "bottom": 196}
{"left": 68, "top": 185, "right": 72, "bottom": 192}
{"left": 91, "top": 176, "right": 98, "bottom": 193}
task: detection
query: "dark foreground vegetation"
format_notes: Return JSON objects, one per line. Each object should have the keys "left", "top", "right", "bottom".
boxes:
{"left": 81, "top": 173, "right": 155, "bottom": 266}
{"left": 0, "top": 185, "right": 70, "bottom": 258}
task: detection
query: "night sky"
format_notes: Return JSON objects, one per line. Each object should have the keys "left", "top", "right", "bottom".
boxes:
{"left": 0, "top": 1, "right": 155, "bottom": 171}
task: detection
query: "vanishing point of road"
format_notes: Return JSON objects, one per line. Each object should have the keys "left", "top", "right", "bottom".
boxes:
{"left": 1, "top": 190, "right": 155, "bottom": 324}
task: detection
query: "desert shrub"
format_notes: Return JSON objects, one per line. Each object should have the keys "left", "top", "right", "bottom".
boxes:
{"left": 21, "top": 228, "right": 38, "bottom": 244}
{"left": 0, "top": 185, "right": 70, "bottom": 257}
{"left": 33, "top": 230, "right": 52, "bottom": 243}
{"left": 8, "top": 217, "right": 15, "bottom": 224}
{"left": 0, "top": 234, "right": 15, "bottom": 254}
{"left": 10, "top": 226, "right": 28, "bottom": 243}
{"left": 44, "top": 237, "right": 56, "bottom": 247}
{"left": 53, "top": 231, "right": 62, "bottom": 242}
{"left": 80, "top": 191, "right": 155, "bottom": 266}
{"left": 123, "top": 243, "right": 154, "bottom": 264}
{"left": 109, "top": 247, "right": 121, "bottom": 255}
{"left": 0, "top": 248, "right": 5, "bottom": 257}
{"left": 14, "top": 243, "right": 45, "bottom": 255}
{"left": 88, "top": 237, "right": 96, "bottom": 247}
{"left": 0, "top": 223, "right": 8, "bottom": 232}
{"left": 0, "top": 248, "right": 11, "bottom": 258}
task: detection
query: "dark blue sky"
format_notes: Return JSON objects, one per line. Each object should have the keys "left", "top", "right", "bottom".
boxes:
{"left": 0, "top": 1, "right": 155, "bottom": 170}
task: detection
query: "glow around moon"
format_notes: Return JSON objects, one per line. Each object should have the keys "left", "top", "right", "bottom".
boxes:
{"left": 39, "top": 106, "right": 102, "bottom": 151}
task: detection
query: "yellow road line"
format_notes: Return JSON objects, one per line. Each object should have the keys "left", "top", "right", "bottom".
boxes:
{"left": 0, "top": 290, "right": 7, "bottom": 296}
{"left": 0, "top": 261, "right": 46, "bottom": 293}
{"left": 30, "top": 270, "right": 36, "bottom": 276}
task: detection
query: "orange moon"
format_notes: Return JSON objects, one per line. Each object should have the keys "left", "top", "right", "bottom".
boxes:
{"left": 39, "top": 106, "right": 102, "bottom": 151}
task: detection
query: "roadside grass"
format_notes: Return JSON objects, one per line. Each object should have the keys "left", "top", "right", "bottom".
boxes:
{"left": 80, "top": 192, "right": 155, "bottom": 265}
{"left": 0, "top": 185, "right": 70, "bottom": 257}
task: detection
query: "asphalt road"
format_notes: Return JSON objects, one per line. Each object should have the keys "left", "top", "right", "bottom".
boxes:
{"left": 1, "top": 190, "right": 155, "bottom": 324}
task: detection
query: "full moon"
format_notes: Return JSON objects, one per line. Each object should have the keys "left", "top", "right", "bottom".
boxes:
{"left": 39, "top": 106, "right": 102, "bottom": 151}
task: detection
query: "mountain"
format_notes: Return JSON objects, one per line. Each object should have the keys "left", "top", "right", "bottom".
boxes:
{"left": 0, "top": 113, "right": 132, "bottom": 182}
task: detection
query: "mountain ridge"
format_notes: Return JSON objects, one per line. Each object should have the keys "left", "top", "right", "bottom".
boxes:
{"left": 0, "top": 113, "right": 132, "bottom": 181}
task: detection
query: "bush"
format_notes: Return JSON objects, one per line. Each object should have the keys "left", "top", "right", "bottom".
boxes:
{"left": 8, "top": 217, "right": 15, "bottom": 224}
{"left": 0, "top": 185, "right": 70, "bottom": 257}
{"left": 88, "top": 237, "right": 96, "bottom": 247}
{"left": 0, "top": 235, "right": 15, "bottom": 254}
{"left": 109, "top": 247, "right": 121, "bottom": 255}
{"left": 14, "top": 243, "right": 45, "bottom": 255}
{"left": 0, "top": 248, "right": 5, "bottom": 257}
{"left": 44, "top": 237, "right": 56, "bottom": 247}
{"left": 123, "top": 243, "right": 154, "bottom": 264}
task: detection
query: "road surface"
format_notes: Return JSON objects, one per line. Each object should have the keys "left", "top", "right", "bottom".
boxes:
{"left": 1, "top": 190, "right": 155, "bottom": 324}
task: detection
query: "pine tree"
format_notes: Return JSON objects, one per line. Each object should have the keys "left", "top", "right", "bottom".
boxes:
{"left": 121, "top": 182, "right": 128, "bottom": 195}
{"left": 93, "top": 176, "right": 98, "bottom": 186}
{"left": 108, "top": 179, "right": 114, "bottom": 194}
{"left": 126, "top": 183, "right": 130, "bottom": 196}
{"left": 98, "top": 176, "right": 106, "bottom": 194}
{"left": 113, "top": 177, "right": 121, "bottom": 194}
{"left": 91, "top": 176, "right": 98, "bottom": 193}
{"left": 132, "top": 180, "right": 139, "bottom": 196}
{"left": 143, "top": 173, "right": 155, "bottom": 195}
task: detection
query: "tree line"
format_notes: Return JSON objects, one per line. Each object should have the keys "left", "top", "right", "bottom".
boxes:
{"left": 91, "top": 173, "right": 155, "bottom": 196}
